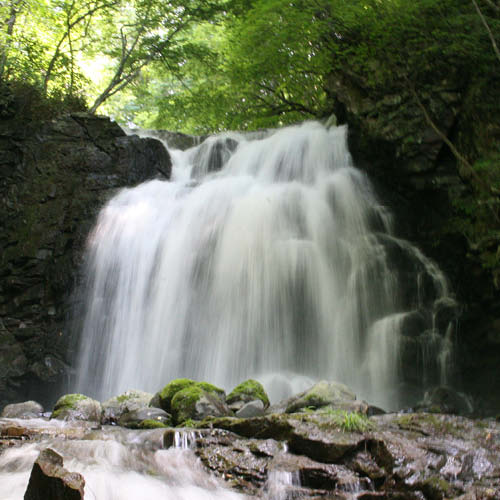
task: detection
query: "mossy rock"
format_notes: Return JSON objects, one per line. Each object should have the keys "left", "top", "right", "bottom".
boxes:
{"left": 158, "top": 379, "right": 197, "bottom": 412}
{"left": 51, "top": 393, "right": 101, "bottom": 422}
{"left": 102, "top": 390, "right": 153, "bottom": 424}
{"left": 227, "top": 379, "right": 270, "bottom": 410}
{"left": 157, "top": 379, "right": 225, "bottom": 413}
{"left": 171, "top": 385, "right": 231, "bottom": 425}
{"left": 284, "top": 381, "right": 356, "bottom": 414}
{"left": 118, "top": 407, "right": 172, "bottom": 429}
{"left": 137, "top": 419, "right": 169, "bottom": 429}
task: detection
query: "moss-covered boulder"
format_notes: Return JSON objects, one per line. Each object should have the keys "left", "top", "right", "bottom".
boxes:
{"left": 155, "top": 378, "right": 225, "bottom": 414}
{"left": 51, "top": 394, "right": 101, "bottom": 422}
{"left": 171, "top": 385, "right": 232, "bottom": 425}
{"left": 266, "top": 380, "right": 379, "bottom": 416}
{"left": 154, "top": 379, "right": 197, "bottom": 413}
{"left": 101, "top": 390, "right": 153, "bottom": 424}
{"left": 227, "top": 379, "right": 270, "bottom": 411}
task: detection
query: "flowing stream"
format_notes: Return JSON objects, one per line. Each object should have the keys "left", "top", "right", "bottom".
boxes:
{"left": 0, "top": 419, "right": 249, "bottom": 500}
{"left": 75, "top": 121, "right": 455, "bottom": 410}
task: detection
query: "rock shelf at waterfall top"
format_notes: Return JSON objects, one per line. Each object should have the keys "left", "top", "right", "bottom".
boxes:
{"left": 0, "top": 380, "right": 499, "bottom": 499}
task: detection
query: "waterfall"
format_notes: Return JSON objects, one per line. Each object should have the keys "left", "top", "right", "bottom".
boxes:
{"left": 75, "top": 121, "right": 455, "bottom": 410}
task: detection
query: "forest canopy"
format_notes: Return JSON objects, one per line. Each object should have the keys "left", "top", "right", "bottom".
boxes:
{"left": 0, "top": 0, "right": 499, "bottom": 278}
{"left": 0, "top": 0, "right": 498, "bottom": 132}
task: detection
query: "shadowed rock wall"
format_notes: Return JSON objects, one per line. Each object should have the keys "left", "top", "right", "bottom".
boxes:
{"left": 0, "top": 112, "right": 171, "bottom": 409}
{"left": 326, "top": 70, "right": 500, "bottom": 415}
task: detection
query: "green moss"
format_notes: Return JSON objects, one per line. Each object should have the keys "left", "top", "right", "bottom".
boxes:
{"left": 138, "top": 419, "right": 169, "bottom": 429}
{"left": 227, "top": 379, "right": 270, "bottom": 407}
{"left": 158, "top": 379, "right": 226, "bottom": 415}
{"left": 422, "top": 475, "right": 451, "bottom": 495}
{"left": 197, "top": 382, "right": 225, "bottom": 398}
{"left": 396, "top": 413, "right": 463, "bottom": 437}
{"left": 52, "top": 393, "right": 89, "bottom": 419}
{"left": 177, "top": 418, "right": 197, "bottom": 428}
{"left": 159, "top": 379, "right": 196, "bottom": 411}
{"left": 171, "top": 385, "right": 206, "bottom": 425}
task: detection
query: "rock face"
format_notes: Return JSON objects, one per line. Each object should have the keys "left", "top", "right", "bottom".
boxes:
{"left": 0, "top": 112, "right": 170, "bottom": 409}
{"left": 169, "top": 412, "right": 500, "bottom": 498}
{"left": 325, "top": 69, "right": 500, "bottom": 416}
{"left": 23, "top": 448, "right": 85, "bottom": 500}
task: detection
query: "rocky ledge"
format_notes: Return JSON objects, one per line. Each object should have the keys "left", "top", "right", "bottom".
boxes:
{"left": 0, "top": 380, "right": 499, "bottom": 499}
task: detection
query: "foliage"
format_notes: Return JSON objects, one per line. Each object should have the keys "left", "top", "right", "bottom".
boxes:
{"left": 0, "top": 0, "right": 232, "bottom": 113}
{"left": 322, "top": 409, "right": 374, "bottom": 433}
{"left": 451, "top": 151, "right": 500, "bottom": 284}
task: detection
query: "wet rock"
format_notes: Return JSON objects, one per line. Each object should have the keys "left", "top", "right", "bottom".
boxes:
{"left": 268, "top": 380, "right": 379, "bottom": 416}
{"left": 0, "top": 110, "right": 170, "bottom": 409}
{"left": 155, "top": 378, "right": 225, "bottom": 413}
{"left": 51, "top": 393, "right": 101, "bottom": 422}
{"left": 227, "top": 379, "right": 270, "bottom": 411}
{"left": 203, "top": 413, "right": 367, "bottom": 463}
{"left": 235, "top": 400, "right": 265, "bottom": 418}
{"left": 101, "top": 389, "right": 153, "bottom": 424}
{"left": 23, "top": 448, "right": 85, "bottom": 500}
{"left": 194, "top": 428, "right": 284, "bottom": 494}
{"left": 118, "top": 407, "right": 172, "bottom": 429}
{"left": 1, "top": 400, "right": 43, "bottom": 418}
{"left": 171, "top": 385, "right": 232, "bottom": 425}
{"left": 191, "top": 136, "right": 239, "bottom": 177}
{"left": 417, "top": 386, "right": 474, "bottom": 416}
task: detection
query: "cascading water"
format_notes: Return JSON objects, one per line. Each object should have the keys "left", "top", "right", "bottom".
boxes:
{"left": 75, "top": 121, "right": 455, "bottom": 410}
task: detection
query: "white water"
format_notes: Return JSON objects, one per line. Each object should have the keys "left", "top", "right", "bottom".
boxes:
{"left": 75, "top": 121, "right": 454, "bottom": 409}
{"left": 0, "top": 420, "right": 247, "bottom": 500}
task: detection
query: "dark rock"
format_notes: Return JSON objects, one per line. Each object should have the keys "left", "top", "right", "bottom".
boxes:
{"left": 0, "top": 111, "right": 170, "bottom": 409}
{"left": 23, "top": 448, "right": 84, "bottom": 500}
{"left": 190, "top": 136, "right": 239, "bottom": 178}
{"left": 1, "top": 400, "right": 43, "bottom": 418}
{"left": 125, "top": 128, "right": 206, "bottom": 151}
{"left": 417, "top": 386, "right": 473, "bottom": 416}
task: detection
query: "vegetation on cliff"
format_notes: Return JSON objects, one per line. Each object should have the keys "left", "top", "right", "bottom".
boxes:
{"left": 1, "top": 0, "right": 498, "bottom": 277}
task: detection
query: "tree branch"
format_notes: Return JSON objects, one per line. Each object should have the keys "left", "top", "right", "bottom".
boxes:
{"left": 471, "top": 0, "right": 500, "bottom": 63}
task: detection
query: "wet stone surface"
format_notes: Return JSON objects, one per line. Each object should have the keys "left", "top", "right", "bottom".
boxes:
{"left": 0, "top": 410, "right": 499, "bottom": 499}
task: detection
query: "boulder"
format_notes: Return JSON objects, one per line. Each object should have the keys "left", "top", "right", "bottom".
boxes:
{"left": 23, "top": 448, "right": 85, "bottom": 500}
{"left": 171, "top": 385, "right": 232, "bottom": 425}
{"left": 417, "top": 386, "right": 474, "bottom": 416}
{"left": 267, "top": 380, "right": 379, "bottom": 416}
{"left": 118, "top": 407, "right": 172, "bottom": 429}
{"left": 155, "top": 378, "right": 226, "bottom": 415}
{"left": 101, "top": 390, "right": 153, "bottom": 424}
{"left": 235, "top": 400, "right": 265, "bottom": 418}
{"left": 51, "top": 393, "right": 101, "bottom": 422}
{"left": 227, "top": 379, "right": 270, "bottom": 412}
{"left": 1, "top": 400, "right": 43, "bottom": 418}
